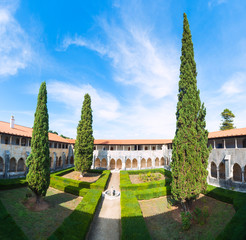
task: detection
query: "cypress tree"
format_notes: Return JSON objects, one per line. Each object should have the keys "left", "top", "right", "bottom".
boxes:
{"left": 26, "top": 82, "right": 50, "bottom": 203}
{"left": 75, "top": 93, "right": 94, "bottom": 176}
{"left": 171, "top": 13, "right": 209, "bottom": 211}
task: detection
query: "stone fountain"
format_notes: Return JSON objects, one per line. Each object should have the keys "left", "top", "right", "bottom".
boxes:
{"left": 103, "top": 186, "right": 120, "bottom": 200}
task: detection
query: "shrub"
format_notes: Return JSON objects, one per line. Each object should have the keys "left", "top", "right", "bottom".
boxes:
{"left": 181, "top": 211, "right": 192, "bottom": 231}
{"left": 48, "top": 189, "right": 101, "bottom": 240}
{"left": 134, "top": 186, "right": 171, "bottom": 200}
{"left": 0, "top": 178, "right": 27, "bottom": 190}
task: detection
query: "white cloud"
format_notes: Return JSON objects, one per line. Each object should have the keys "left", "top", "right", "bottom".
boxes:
{"left": 0, "top": 1, "right": 32, "bottom": 76}
{"left": 62, "top": 14, "right": 179, "bottom": 100}
{"left": 208, "top": 0, "right": 227, "bottom": 8}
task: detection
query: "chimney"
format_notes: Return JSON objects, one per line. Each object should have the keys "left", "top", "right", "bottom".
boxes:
{"left": 10, "top": 116, "right": 15, "bottom": 128}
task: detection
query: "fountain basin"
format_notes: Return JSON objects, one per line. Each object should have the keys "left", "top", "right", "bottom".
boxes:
{"left": 103, "top": 189, "right": 120, "bottom": 200}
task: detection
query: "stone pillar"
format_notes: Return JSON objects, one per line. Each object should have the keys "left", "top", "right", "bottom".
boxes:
{"left": 19, "top": 137, "right": 22, "bottom": 146}
{"left": 4, "top": 150, "right": 10, "bottom": 179}
{"left": 62, "top": 153, "right": 66, "bottom": 168}
{"left": 217, "top": 167, "right": 220, "bottom": 179}
{"left": 223, "top": 139, "right": 226, "bottom": 149}
{"left": 235, "top": 138, "right": 238, "bottom": 149}
{"left": 213, "top": 140, "right": 216, "bottom": 149}
{"left": 224, "top": 155, "right": 231, "bottom": 180}
{"left": 242, "top": 167, "right": 245, "bottom": 182}
{"left": 53, "top": 152, "right": 57, "bottom": 169}
{"left": 10, "top": 136, "right": 12, "bottom": 145}
{"left": 107, "top": 156, "right": 110, "bottom": 170}
{"left": 122, "top": 156, "right": 126, "bottom": 170}
{"left": 138, "top": 156, "right": 141, "bottom": 170}
{"left": 92, "top": 155, "right": 96, "bottom": 169}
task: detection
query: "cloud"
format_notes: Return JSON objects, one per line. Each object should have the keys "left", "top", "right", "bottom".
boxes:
{"left": 62, "top": 7, "right": 179, "bottom": 100}
{"left": 0, "top": 1, "right": 32, "bottom": 76}
{"left": 208, "top": 0, "right": 227, "bottom": 8}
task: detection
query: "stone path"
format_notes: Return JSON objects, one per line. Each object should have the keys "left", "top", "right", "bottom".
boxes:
{"left": 86, "top": 171, "right": 121, "bottom": 240}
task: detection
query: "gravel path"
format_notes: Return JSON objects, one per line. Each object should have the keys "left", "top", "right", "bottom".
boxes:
{"left": 87, "top": 171, "right": 121, "bottom": 240}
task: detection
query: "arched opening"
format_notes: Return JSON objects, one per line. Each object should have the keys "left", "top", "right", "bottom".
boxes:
{"left": 141, "top": 158, "right": 146, "bottom": 169}
{"left": 95, "top": 158, "right": 100, "bottom": 168}
{"left": 147, "top": 158, "right": 152, "bottom": 168}
{"left": 160, "top": 157, "right": 165, "bottom": 166}
{"left": 117, "top": 159, "right": 122, "bottom": 169}
{"left": 132, "top": 159, "right": 138, "bottom": 168}
{"left": 210, "top": 162, "right": 217, "bottom": 178}
{"left": 243, "top": 139, "right": 246, "bottom": 148}
{"left": 0, "top": 157, "right": 4, "bottom": 172}
{"left": 9, "top": 158, "right": 16, "bottom": 172}
{"left": 126, "top": 159, "right": 131, "bottom": 169}
{"left": 155, "top": 158, "right": 159, "bottom": 167}
{"left": 219, "top": 162, "right": 225, "bottom": 179}
{"left": 65, "top": 156, "right": 68, "bottom": 165}
{"left": 233, "top": 163, "right": 242, "bottom": 182}
{"left": 101, "top": 158, "right": 107, "bottom": 168}
{"left": 70, "top": 156, "right": 74, "bottom": 165}
{"left": 211, "top": 162, "right": 217, "bottom": 178}
{"left": 110, "top": 159, "right": 115, "bottom": 169}
{"left": 17, "top": 158, "right": 25, "bottom": 172}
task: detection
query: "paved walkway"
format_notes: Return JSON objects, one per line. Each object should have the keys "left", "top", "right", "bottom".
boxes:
{"left": 87, "top": 172, "right": 121, "bottom": 240}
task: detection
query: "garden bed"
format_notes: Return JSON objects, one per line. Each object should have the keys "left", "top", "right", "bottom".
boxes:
{"left": 129, "top": 172, "right": 165, "bottom": 184}
{"left": 0, "top": 187, "right": 82, "bottom": 240}
{"left": 139, "top": 194, "right": 235, "bottom": 240}
{"left": 62, "top": 171, "right": 101, "bottom": 183}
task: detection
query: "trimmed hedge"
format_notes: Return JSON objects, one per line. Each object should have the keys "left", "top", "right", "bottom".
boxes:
{"left": 0, "top": 200, "right": 27, "bottom": 239}
{"left": 204, "top": 185, "right": 246, "bottom": 240}
{"left": 120, "top": 169, "right": 171, "bottom": 192}
{"left": 126, "top": 168, "right": 172, "bottom": 178}
{"left": 0, "top": 178, "right": 27, "bottom": 190}
{"left": 134, "top": 186, "right": 171, "bottom": 200}
{"left": 48, "top": 189, "right": 101, "bottom": 240}
{"left": 50, "top": 170, "right": 110, "bottom": 196}
{"left": 121, "top": 191, "right": 151, "bottom": 240}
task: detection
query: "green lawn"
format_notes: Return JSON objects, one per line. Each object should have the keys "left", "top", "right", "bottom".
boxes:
{"left": 0, "top": 187, "right": 82, "bottom": 240}
{"left": 139, "top": 195, "right": 235, "bottom": 240}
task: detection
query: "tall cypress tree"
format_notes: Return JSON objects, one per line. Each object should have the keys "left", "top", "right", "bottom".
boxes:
{"left": 171, "top": 13, "right": 209, "bottom": 211}
{"left": 75, "top": 93, "right": 94, "bottom": 176}
{"left": 26, "top": 82, "right": 50, "bottom": 203}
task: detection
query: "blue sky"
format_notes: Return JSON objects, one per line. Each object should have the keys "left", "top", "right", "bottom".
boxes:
{"left": 1, "top": 0, "right": 246, "bottom": 139}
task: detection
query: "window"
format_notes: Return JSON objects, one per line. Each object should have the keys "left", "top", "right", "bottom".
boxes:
{"left": 5, "top": 137, "right": 9, "bottom": 144}
{"left": 217, "top": 143, "right": 223, "bottom": 149}
{"left": 54, "top": 143, "right": 57, "bottom": 148}
{"left": 145, "top": 146, "right": 148, "bottom": 150}
{"left": 110, "top": 147, "right": 114, "bottom": 151}
{"left": 21, "top": 138, "right": 26, "bottom": 146}
{"left": 128, "top": 147, "right": 130, "bottom": 151}
{"left": 152, "top": 146, "right": 156, "bottom": 150}
{"left": 16, "top": 138, "right": 20, "bottom": 145}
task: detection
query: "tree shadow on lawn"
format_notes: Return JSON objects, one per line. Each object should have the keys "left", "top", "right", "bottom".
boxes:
{"left": 139, "top": 194, "right": 235, "bottom": 240}
{"left": 0, "top": 187, "right": 82, "bottom": 240}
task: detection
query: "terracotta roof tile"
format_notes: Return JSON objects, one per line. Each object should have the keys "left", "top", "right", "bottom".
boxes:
{"left": 208, "top": 128, "right": 246, "bottom": 139}
{"left": 0, "top": 121, "right": 70, "bottom": 143}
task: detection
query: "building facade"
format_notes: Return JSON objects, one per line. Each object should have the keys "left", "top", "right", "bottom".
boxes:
{"left": 1, "top": 117, "right": 246, "bottom": 192}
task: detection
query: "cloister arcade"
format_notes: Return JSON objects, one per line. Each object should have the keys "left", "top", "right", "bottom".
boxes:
{"left": 93, "top": 156, "right": 168, "bottom": 170}
{"left": 210, "top": 161, "right": 246, "bottom": 183}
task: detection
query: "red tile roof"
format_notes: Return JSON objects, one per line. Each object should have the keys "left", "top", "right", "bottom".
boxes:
{"left": 1, "top": 120, "right": 246, "bottom": 145}
{"left": 0, "top": 121, "right": 70, "bottom": 143}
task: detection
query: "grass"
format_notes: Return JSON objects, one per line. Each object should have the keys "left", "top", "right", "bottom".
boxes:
{"left": 0, "top": 187, "right": 82, "bottom": 240}
{"left": 139, "top": 195, "right": 235, "bottom": 240}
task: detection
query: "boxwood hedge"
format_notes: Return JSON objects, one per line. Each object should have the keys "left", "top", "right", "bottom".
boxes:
{"left": 48, "top": 189, "right": 101, "bottom": 240}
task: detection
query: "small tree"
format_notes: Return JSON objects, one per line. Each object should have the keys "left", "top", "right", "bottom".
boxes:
{"left": 75, "top": 93, "right": 94, "bottom": 176}
{"left": 26, "top": 82, "right": 50, "bottom": 203}
{"left": 220, "top": 108, "right": 235, "bottom": 130}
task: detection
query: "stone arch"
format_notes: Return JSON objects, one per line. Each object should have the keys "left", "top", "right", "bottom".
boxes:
{"left": 160, "top": 157, "right": 165, "bottom": 166}
{"left": 141, "top": 158, "right": 146, "bottom": 169}
{"left": 126, "top": 159, "right": 131, "bottom": 169}
{"left": 70, "top": 156, "right": 74, "bottom": 165}
{"left": 219, "top": 162, "right": 225, "bottom": 179}
{"left": 147, "top": 158, "right": 152, "bottom": 168}
{"left": 9, "top": 158, "right": 16, "bottom": 172}
{"left": 132, "top": 158, "right": 138, "bottom": 168}
{"left": 233, "top": 163, "right": 242, "bottom": 182}
{"left": 0, "top": 157, "right": 4, "bottom": 172}
{"left": 155, "top": 158, "right": 159, "bottom": 167}
{"left": 117, "top": 159, "right": 122, "bottom": 169}
{"left": 95, "top": 158, "right": 101, "bottom": 168}
{"left": 110, "top": 159, "right": 115, "bottom": 169}
{"left": 55, "top": 156, "right": 59, "bottom": 168}
{"left": 95, "top": 158, "right": 100, "bottom": 168}
{"left": 59, "top": 157, "right": 62, "bottom": 167}
{"left": 101, "top": 158, "right": 107, "bottom": 168}
{"left": 211, "top": 162, "right": 217, "bottom": 178}
{"left": 17, "top": 158, "right": 25, "bottom": 172}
